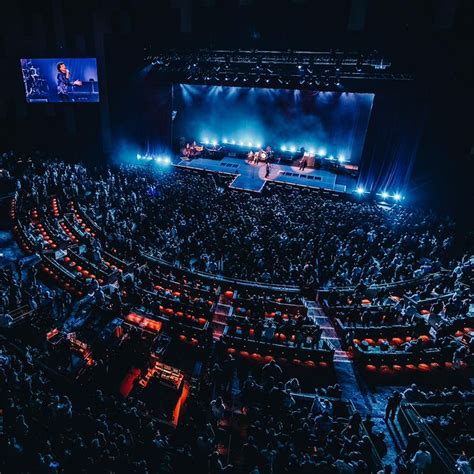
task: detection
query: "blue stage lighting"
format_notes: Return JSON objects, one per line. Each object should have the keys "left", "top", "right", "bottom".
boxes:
{"left": 203, "top": 138, "right": 209, "bottom": 145}
{"left": 290, "top": 146, "right": 296, "bottom": 153}
{"left": 356, "top": 187, "right": 365, "bottom": 194}
{"left": 163, "top": 157, "right": 171, "bottom": 165}
{"left": 223, "top": 138, "right": 228, "bottom": 144}
{"left": 318, "top": 148, "right": 326, "bottom": 156}
{"left": 231, "top": 140, "right": 236, "bottom": 145}
{"left": 381, "top": 192, "right": 389, "bottom": 199}
{"left": 257, "top": 143, "right": 262, "bottom": 148}
{"left": 156, "top": 157, "right": 163, "bottom": 163}
{"left": 309, "top": 148, "right": 315, "bottom": 155}
{"left": 239, "top": 141, "right": 244, "bottom": 146}
{"left": 338, "top": 155, "right": 346, "bottom": 163}
{"left": 329, "top": 155, "right": 334, "bottom": 160}
{"left": 212, "top": 140, "right": 217, "bottom": 146}
{"left": 394, "top": 193, "right": 401, "bottom": 201}
{"left": 281, "top": 146, "right": 287, "bottom": 151}
{"left": 136, "top": 154, "right": 141, "bottom": 159}
{"left": 248, "top": 141, "right": 253, "bottom": 147}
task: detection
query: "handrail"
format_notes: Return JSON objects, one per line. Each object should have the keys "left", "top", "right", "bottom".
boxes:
{"left": 401, "top": 403, "right": 458, "bottom": 474}
{"left": 348, "top": 399, "right": 384, "bottom": 472}
{"left": 144, "top": 251, "right": 454, "bottom": 298}
{"left": 142, "top": 252, "right": 301, "bottom": 294}
{"left": 318, "top": 270, "right": 450, "bottom": 296}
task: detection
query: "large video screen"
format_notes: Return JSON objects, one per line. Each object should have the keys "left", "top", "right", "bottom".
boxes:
{"left": 20, "top": 58, "right": 99, "bottom": 103}
{"left": 173, "top": 84, "right": 374, "bottom": 165}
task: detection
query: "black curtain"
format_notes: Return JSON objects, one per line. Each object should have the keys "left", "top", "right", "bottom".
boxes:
{"left": 358, "top": 92, "right": 428, "bottom": 195}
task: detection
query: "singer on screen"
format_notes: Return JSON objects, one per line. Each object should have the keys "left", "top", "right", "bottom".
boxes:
{"left": 56, "top": 62, "right": 82, "bottom": 102}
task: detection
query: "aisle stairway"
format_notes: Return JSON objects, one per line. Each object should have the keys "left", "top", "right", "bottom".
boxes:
{"left": 305, "top": 299, "right": 350, "bottom": 364}
{"left": 212, "top": 295, "right": 233, "bottom": 339}
{"left": 304, "top": 299, "right": 403, "bottom": 466}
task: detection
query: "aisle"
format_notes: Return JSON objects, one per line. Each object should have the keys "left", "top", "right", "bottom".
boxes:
{"left": 306, "top": 299, "right": 403, "bottom": 466}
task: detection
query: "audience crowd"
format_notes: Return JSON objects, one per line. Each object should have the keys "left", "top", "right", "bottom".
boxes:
{"left": 9, "top": 157, "right": 462, "bottom": 287}
{"left": 1, "top": 152, "right": 473, "bottom": 473}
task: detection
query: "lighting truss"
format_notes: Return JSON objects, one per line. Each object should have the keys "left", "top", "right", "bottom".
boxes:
{"left": 145, "top": 49, "right": 413, "bottom": 89}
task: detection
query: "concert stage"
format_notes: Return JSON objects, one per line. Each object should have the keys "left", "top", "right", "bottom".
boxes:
{"left": 176, "top": 157, "right": 356, "bottom": 194}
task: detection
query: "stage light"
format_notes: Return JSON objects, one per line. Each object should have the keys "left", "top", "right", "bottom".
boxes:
{"left": 309, "top": 148, "right": 315, "bottom": 154}
{"left": 329, "top": 155, "right": 334, "bottom": 160}
{"left": 231, "top": 139, "right": 236, "bottom": 145}
{"left": 203, "top": 138, "right": 209, "bottom": 145}
{"left": 290, "top": 146, "right": 296, "bottom": 153}
{"left": 338, "top": 155, "right": 346, "bottom": 163}
{"left": 394, "top": 193, "right": 402, "bottom": 201}
{"left": 212, "top": 140, "right": 217, "bottom": 146}
{"left": 136, "top": 154, "right": 141, "bottom": 159}
{"left": 248, "top": 141, "right": 253, "bottom": 147}
{"left": 223, "top": 138, "right": 228, "bottom": 144}
{"left": 239, "top": 141, "right": 244, "bottom": 146}
{"left": 163, "top": 157, "right": 171, "bottom": 164}
{"left": 257, "top": 143, "right": 262, "bottom": 148}
{"left": 356, "top": 187, "right": 365, "bottom": 194}
{"left": 318, "top": 148, "right": 326, "bottom": 156}
{"left": 156, "top": 157, "right": 163, "bottom": 163}
{"left": 381, "top": 192, "right": 389, "bottom": 199}
{"left": 281, "top": 146, "right": 287, "bottom": 151}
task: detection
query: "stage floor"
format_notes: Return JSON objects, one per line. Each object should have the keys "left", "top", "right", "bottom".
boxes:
{"left": 176, "top": 157, "right": 356, "bottom": 193}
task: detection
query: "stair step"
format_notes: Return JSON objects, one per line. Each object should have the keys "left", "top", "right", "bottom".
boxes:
{"left": 212, "top": 320, "right": 227, "bottom": 327}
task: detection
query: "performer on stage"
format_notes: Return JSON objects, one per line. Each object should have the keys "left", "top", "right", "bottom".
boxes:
{"left": 56, "top": 62, "right": 82, "bottom": 102}
{"left": 265, "top": 145, "right": 274, "bottom": 162}
{"left": 183, "top": 143, "right": 192, "bottom": 159}
{"left": 299, "top": 155, "right": 308, "bottom": 171}
{"left": 265, "top": 161, "right": 271, "bottom": 178}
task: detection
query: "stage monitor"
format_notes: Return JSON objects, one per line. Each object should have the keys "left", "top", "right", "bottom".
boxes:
{"left": 20, "top": 58, "right": 100, "bottom": 103}
{"left": 173, "top": 84, "right": 374, "bottom": 166}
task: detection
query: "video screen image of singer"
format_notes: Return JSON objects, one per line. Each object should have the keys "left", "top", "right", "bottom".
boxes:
{"left": 20, "top": 58, "right": 100, "bottom": 103}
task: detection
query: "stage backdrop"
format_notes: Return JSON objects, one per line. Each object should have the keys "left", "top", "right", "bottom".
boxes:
{"left": 173, "top": 84, "right": 374, "bottom": 165}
